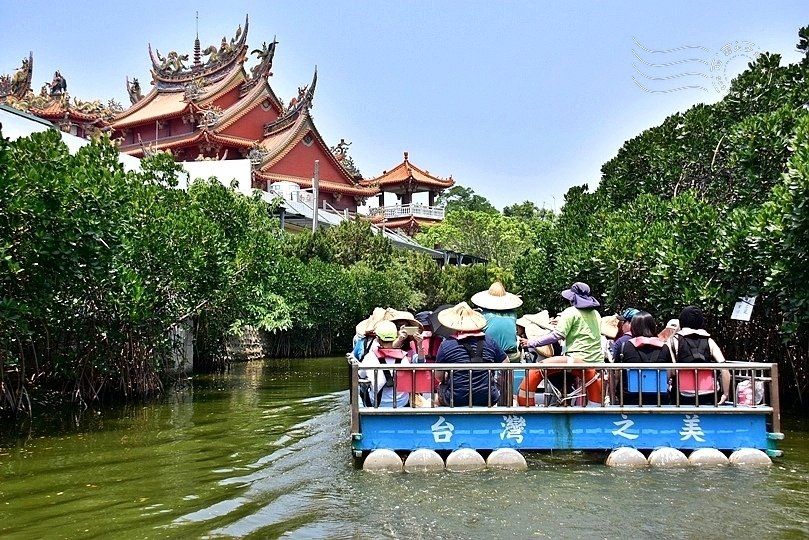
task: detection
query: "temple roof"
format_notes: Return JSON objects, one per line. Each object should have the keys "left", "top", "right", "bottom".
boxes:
{"left": 361, "top": 152, "right": 454, "bottom": 193}
{"left": 256, "top": 171, "right": 377, "bottom": 197}
{"left": 120, "top": 130, "right": 256, "bottom": 158}
{"left": 112, "top": 91, "right": 188, "bottom": 127}
{"left": 253, "top": 87, "right": 376, "bottom": 197}
{"left": 148, "top": 15, "right": 250, "bottom": 92}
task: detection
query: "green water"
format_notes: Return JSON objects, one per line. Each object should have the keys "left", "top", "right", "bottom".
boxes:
{"left": 1, "top": 358, "right": 808, "bottom": 539}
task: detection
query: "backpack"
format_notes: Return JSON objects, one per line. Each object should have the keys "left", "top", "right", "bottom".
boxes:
{"left": 620, "top": 339, "right": 666, "bottom": 394}
{"left": 676, "top": 334, "right": 713, "bottom": 364}
{"left": 675, "top": 334, "right": 717, "bottom": 394}
{"left": 461, "top": 337, "right": 486, "bottom": 362}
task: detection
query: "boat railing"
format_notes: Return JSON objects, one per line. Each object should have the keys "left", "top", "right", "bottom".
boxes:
{"left": 349, "top": 361, "right": 780, "bottom": 431}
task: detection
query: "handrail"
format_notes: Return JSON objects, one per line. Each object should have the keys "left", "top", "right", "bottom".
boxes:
{"left": 367, "top": 203, "right": 445, "bottom": 220}
{"left": 349, "top": 361, "right": 779, "bottom": 415}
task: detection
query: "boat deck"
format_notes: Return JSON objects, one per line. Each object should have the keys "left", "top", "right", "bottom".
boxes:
{"left": 349, "top": 362, "right": 782, "bottom": 457}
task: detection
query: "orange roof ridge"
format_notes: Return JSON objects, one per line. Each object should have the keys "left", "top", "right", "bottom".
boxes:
{"left": 361, "top": 151, "right": 454, "bottom": 188}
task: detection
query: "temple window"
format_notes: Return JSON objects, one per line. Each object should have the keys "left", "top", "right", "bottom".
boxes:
{"left": 302, "top": 134, "right": 313, "bottom": 146}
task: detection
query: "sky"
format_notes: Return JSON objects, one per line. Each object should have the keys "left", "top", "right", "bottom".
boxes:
{"left": 1, "top": 1, "right": 806, "bottom": 211}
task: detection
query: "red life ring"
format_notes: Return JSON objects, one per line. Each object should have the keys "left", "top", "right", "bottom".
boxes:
{"left": 517, "top": 366, "right": 603, "bottom": 406}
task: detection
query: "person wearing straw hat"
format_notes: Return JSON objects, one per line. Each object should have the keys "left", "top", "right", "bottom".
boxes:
{"left": 386, "top": 308, "right": 426, "bottom": 362}
{"left": 599, "top": 314, "right": 620, "bottom": 362}
{"left": 471, "top": 281, "right": 523, "bottom": 362}
{"left": 435, "top": 302, "right": 508, "bottom": 406}
{"left": 358, "top": 320, "right": 411, "bottom": 407}
{"left": 348, "top": 307, "right": 387, "bottom": 362}
{"left": 516, "top": 311, "right": 558, "bottom": 362}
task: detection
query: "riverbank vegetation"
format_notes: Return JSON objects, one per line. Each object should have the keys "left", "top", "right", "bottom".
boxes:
{"left": 0, "top": 128, "right": 497, "bottom": 414}
{"left": 2, "top": 28, "right": 808, "bottom": 414}
{"left": 419, "top": 30, "right": 809, "bottom": 410}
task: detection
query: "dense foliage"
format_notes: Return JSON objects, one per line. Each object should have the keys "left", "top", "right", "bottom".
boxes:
{"left": 507, "top": 35, "right": 809, "bottom": 409}
{"left": 0, "top": 131, "right": 494, "bottom": 413}
{"left": 413, "top": 29, "right": 809, "bottom": 408}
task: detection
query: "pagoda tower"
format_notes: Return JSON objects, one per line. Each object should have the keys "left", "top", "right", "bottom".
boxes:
{"left": 361, "top": 152, "right": 454, "bottom": 235}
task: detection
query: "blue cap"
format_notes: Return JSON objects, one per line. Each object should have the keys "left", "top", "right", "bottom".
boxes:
{"left": 617, "top": 308, "right": 640, "bottom": 322}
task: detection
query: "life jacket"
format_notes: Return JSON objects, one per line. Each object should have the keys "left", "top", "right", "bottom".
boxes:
{"left": 674, "top": 333, "right": 717, "bottom": 394}
{"left": 622, "top": 336, "right": 665, "bottom": 363}
{"left": 361, "top": 348, "right": 405, "bottom": 406}
{"left": 422, "top": 330, "right": 441, "bottom": 362}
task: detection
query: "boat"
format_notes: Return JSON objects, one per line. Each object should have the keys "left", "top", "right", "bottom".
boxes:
{"left": 348, "top": 361, "right": 783, "bottom": 465}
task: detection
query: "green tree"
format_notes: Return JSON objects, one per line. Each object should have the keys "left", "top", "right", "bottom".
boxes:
{"left": 416, "top": 209, "right": 534, "bottom": 267}
{"left": 436, "top": 185, "right": 499, "bottom": 214}
{"left": 503, "top": 200, "right": 555, "bottom": 221}
{"left": 798, "top": 25, "right": 809, "bottom": 58}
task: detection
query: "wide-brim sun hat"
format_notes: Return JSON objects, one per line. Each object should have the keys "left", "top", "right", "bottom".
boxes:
{"left": 522, "top": 310, "right": 553, "bottom": 330}
{"left": 385, "top": 308, "right": 423, "bottom": 330}
{"left": 600, "top": 315, "right": 619, "bottom": 339}
{"left": 517, "top": 320, "right": 551, "bottom": 340}
{"left": 471, "top": 281, "right": 523, "bottom": 311}
{"left": 436, "top": 302, "right": 487, "bottom": 332}
{"left": 355, "top": 307, "right": 387, "bottom": 336}
{"left": 561, "top": 282, "right": 600, "bottom": 309}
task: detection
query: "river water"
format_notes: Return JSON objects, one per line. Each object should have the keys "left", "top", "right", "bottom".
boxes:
{"left": 1, "top": 358, "right": 808, "bottom": 539}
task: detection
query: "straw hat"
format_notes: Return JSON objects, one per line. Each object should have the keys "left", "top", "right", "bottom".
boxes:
{"left": 600, "top": 315, "right": 619, "bottom": 339}
{"left": 522, "top": 310, "right": 553, "bottom": 329}
{"left": 355, "top": 307, "right": 387, "bottom": 336}
{"left": 517, "top": 311, "right": 553, "bottom": 339}
{"left": 516, "top": 321, "right": 548, "bottom": 340}
{"left": 471, "top": 281, "right": 523, "bottom": 311}
{"left": 436, "top": 302, "right": 487, "bottom": 332}
{"left": 385, "top": 308, "right": 423, "bottom": 330}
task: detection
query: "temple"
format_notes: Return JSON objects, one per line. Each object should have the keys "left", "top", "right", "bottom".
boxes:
{"left": 0, "top": 53, "right": 119, "bottom": 139}
{"left": 1, "top": 16, "right": 454, "bottom": 225}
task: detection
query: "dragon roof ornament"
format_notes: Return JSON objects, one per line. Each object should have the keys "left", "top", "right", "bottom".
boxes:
{"left": 148, "top": 15, "right": 249, "bottom": 92}
{"left": 240, "top": 36, "right": 279, "bottom": 94}
{"left": 262, "top": 68, "right": 318, "bottom": 137}
{"left": 0, "top": 52, "right": 33, "bottom": 101}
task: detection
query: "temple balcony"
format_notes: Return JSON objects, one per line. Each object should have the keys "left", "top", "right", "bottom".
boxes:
{"left": 367, "top": 203, "right": 445, "bottom": 221}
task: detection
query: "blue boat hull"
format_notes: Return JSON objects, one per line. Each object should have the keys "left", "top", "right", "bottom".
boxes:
{"left": 354, "top": 409, "right": 771, "bottom": 452}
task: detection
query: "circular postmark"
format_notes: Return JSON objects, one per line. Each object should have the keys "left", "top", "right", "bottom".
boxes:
{"left": 710, "top": 40, "right": 759, "bottom": 93}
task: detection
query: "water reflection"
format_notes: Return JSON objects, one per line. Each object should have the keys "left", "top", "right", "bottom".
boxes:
{"left": 0, "top": 359, "right": 807, "bottom": 539}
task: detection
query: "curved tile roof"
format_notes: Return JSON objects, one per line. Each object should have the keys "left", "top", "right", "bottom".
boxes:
{"left": 361, "top": 151, "right": 454, "bottom": 190}
{"left": 256, "top": 171, "right": 377, "bottom": 196}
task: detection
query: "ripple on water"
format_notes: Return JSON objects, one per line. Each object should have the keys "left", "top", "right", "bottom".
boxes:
{"left": 2, "top": 361, "right": 808, "bottom": 539}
